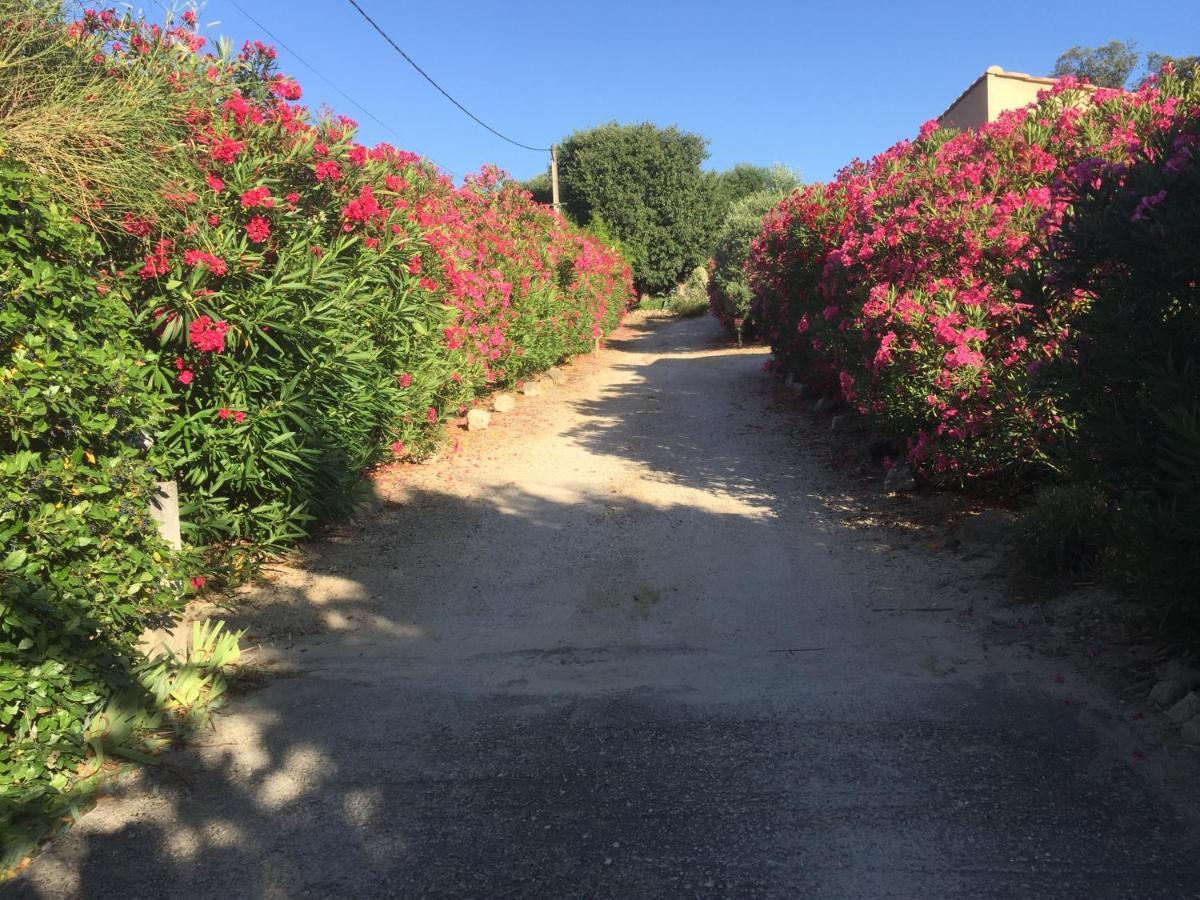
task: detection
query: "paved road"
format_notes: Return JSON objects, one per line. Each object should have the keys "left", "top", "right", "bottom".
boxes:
{"left": 11, "top": 315, "right": 1200, "bottom": 899}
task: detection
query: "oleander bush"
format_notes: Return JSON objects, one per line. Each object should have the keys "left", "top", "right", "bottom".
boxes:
{"left": 749, "top": 70, "right": 1199, "bottom": 487}
{"left": 1043, "top": 85, "right": 1200, "bottom": 614}
{"left": 0, "top": 1, "right": 633, "bottom": 867}
{"left": 65, "top": 8, "right": 632, "bottom": 575}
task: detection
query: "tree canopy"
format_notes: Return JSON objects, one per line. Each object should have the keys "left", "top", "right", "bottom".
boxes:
{"left": 557, "top": 122, "right": 718, "bottom": 296}
{"left": 1053, "top": 40, "right": 1140, "bottom": 88}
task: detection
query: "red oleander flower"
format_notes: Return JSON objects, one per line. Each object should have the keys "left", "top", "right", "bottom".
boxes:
{"left": 122, "top": 213, "right": 152, "bottom": 237}
{"left": 188, "top": 315, "right": 230, "bottom": 353}
{"left": 184, "top": 249, "right": 228, "bottom": 277}
{"left": 314, "top": 160, "right": 341, "bottom": 182}
{"left": 245, "top": 216, "right": 271, "bottom": 243}
{"left": 210, "top": 135, "right": 245, "bottom": 165}
{"left": 240, "top": 186, "right": 274, "bottom": 208}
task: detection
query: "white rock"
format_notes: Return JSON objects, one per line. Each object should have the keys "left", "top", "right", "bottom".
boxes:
{"left": 466, "top": 409, "right": 491, "bottom": 431}
{"left": 1183, "top": 716, "right": 1200, "bottom": 743}
{"left": 1149, "top": 678, "right": 1191, "bottom": 709}
{"left": 1149, "top": 661, "right": 1200, "bottom": 708}
{"left": 492, "top": 394, "right": 516, "bottom": 413}
{"left": 831, "top": 413, "right": 861, "bottom": 433}
{"left": 884, "top": 464, "right": 916, "bottom": 493}
{"left": 1166, "top": 691, "right": 1200, "bottom": 725}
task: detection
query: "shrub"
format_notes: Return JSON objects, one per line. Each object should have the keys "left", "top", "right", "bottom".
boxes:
{"left": 708, "top": 190, "right": 792, "bottom": 342}
{"left": 1044, "top": 79, "right": 1200, "bottom": 614}
{"left": 557, "top": 122, "right": 718, "bottom": 295}
{"left": 706, "top": 163, "right": 799, "bottom": 229}
{"left": 0, "top": 162, "right": 184, "bottom": 856}
{"left": 667, "top": 265, "right": 710, "bottom": 317}
{"left": 1013, "top": 484, "right": 1114, "bottom": 578}
{"left": 0, "top": 1, "right": 198, "bottom": 232}
{"left": 52, "top": 12, "right": 632, "bottom": 576}
{"left": 749, "top": 75, "right": 1199, "bottom": 486}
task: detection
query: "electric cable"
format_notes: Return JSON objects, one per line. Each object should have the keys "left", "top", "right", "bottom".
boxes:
{"left": 342, "top": 0, "right": 551, "bottom": 153}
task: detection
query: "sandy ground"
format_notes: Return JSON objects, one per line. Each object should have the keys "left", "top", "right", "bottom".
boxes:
{"left": 10, "top": 314, "right": 1200, "bottom": 899}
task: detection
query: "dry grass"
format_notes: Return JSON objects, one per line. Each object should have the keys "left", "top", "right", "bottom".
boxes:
{"left": 0, "top": 0, "right": 191, "bottom": 230}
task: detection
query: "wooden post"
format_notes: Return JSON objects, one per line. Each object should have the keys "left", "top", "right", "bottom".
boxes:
{"left": 550, "top": 144, "right": 561, "bottom": 213}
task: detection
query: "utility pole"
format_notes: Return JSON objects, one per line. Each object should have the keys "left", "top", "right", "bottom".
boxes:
{"left": 550, "top": 144, "right": 561, "bottom": 213}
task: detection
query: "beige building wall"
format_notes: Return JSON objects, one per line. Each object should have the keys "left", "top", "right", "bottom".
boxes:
{"left": 938, "top": 66, "right": 1060, "bottom": 130}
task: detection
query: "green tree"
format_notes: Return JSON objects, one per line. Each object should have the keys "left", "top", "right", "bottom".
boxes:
{"left": 1053, "top": 40, "right": 1140, "bottom": 88}
{"left": 521, "top": 171, "right": 554, "bottom": 206}
{"left": 1143, "top": 52, "right": 1200, "bottom": 85}
{"left": 557, "top": 122, "right": 718, "bottom": 295}
{"left": 710, "top": 163, "right": 798, "bottom": 212}
{"left": 708, "top": 190, "right": 789, "bottom": 342}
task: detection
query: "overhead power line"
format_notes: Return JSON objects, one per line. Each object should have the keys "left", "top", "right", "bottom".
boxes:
{"left": 342, "top": 0, "right": 552, "bottom": 153}
{"left": 220, "top": 0, "right": 455, "bottom": 176}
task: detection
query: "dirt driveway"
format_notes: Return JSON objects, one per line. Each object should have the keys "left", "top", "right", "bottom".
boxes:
{"left": 11, "top": 314, "right": 1200, "bottom": 899}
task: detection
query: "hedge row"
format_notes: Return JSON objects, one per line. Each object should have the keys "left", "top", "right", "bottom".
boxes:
{"left": 746, "top": 67, "right": 1199, "bottom": 616}
{"left": 1, "top": 4, "right": 632, "bottom": 854}
{"left": 748, "top": 70, "right": 1197, "bottom": 485}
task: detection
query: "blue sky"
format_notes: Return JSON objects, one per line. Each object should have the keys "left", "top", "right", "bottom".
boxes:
{"left": 187, "top": 0, "right": 1197, "bottom": 183}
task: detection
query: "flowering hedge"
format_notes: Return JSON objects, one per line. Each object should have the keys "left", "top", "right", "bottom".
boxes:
{"left": 1041, "top": 88, "right": 1200, "bottom": 609}
{"left": 0, "top": 4, "right": 631, "bottom": 855}
{"left": 749, "top": 71, "right": 1198, "bottom": 485}
{"left": 68, "top": 10, "right": 632, "bottom": 576}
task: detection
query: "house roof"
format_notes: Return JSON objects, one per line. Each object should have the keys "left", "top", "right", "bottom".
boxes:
{"left": 938, "top": 65, "right": 1063, "bottom": 122}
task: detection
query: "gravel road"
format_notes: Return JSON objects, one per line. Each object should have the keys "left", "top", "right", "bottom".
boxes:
{"left": 11, "top": 314, "right": 1200, "bottom": 899}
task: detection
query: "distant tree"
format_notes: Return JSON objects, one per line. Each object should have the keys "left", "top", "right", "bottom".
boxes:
{"left": 1143, "top": 52, "right": 1200, "bottom": 84}
{"left": 707, "top": 163, "right": 799, "bottom": 225}
{"left": 521, "top": 171, "right": 553, "bottom": 206}
{"left": 708, "top": 189, "right": 790, "bottom": 343}
{"left": 1053, "top": 40, "right": 1140, "bottom": 88}
{"left": 557, "top": 122, "right": 719, "bottom": 295}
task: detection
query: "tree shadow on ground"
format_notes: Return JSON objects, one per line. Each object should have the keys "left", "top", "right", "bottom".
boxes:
{"left": 9, "top": 485, "right": 801, "bottom": 898}
{"left": 569, "top": 316, "right": 823, "bottom": 517}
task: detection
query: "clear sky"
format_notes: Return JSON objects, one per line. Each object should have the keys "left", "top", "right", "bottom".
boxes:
{"left": 187, "top": 0, "right": 1197, "bottom": 184}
